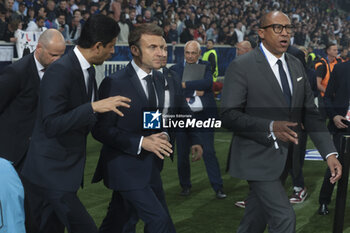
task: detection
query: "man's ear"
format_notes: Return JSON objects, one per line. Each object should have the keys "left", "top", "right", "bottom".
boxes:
{"left": 258, "top": 28, "right": 264, "bottom": 40}
{"left": 130, "top": 44, "right": 140, "bottom": 56}
{"left": 93, "top": 41, "right": 103, "bottom": 53}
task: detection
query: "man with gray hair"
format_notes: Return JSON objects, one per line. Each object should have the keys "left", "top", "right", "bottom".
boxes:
{"left": 170, "top": 40, "right": 226, "bottom": 199}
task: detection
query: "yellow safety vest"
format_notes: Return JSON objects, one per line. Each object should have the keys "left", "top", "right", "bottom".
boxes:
{"left": 202, "top": 49, "right": 218, "bottom": 82}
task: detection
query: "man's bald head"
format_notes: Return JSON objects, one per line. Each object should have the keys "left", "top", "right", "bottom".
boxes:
{"left": 236, "top": 40, "right": 253, "bottom": 56}
{"left": 35, "top": 29, "right": 66, "bottom": 68}
{"left": 259, "top": 11, "right": 289, "bottom": 28}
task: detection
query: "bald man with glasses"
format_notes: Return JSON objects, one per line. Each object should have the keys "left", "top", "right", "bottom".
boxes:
{"left": 221, "top": 11, "right": 341, "bottom": 233}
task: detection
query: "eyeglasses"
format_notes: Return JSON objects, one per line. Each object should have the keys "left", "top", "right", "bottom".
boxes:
{"left": 260, "top": 24, "right": 294, "bottom": 34}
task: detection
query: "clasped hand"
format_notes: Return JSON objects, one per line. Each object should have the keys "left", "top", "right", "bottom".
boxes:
{"left": 142, "top": 133, "right": 173, "bottom": 160}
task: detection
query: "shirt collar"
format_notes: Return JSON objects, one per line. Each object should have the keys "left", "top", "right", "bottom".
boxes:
{"left": 131, "top": 59, "right": 153, "bottom": 81}
{"left": 260, "top": 42, "right": 287, "bottom": 66}
{"left": 73, "top": 46, "right": 91, "bottom": 70}
{"left": 33, "top": 52, "right": 45, "bottom": 72}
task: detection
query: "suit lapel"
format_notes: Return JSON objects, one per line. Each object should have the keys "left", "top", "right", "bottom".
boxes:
{"left": 127, "top": 63, "right": 149, "bottom": 107}
{"left": 165, "top": 69, "right": 175, "bottom": 109}
{"left": 285, "top": 54, "right": 298, "bottom": 108}
{"left": 29, "top": 54, "right": 41, "bottom": 94}
{"left": 154, "top": 70, "right": 165, "bottom": 109}
{"left": 68, "top": 50, "right": 89, "bottom": 102}
{"left": 255, "top": 48, "right": 290, "bottom": 107}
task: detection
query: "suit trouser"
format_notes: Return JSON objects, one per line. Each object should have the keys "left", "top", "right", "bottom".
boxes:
{"left": 290, "top": 131, "right": 307, "bottom": 188}
{"left": 99, "top": 167, "right": 176, "bottom": 233}
{"left": 237, "top": 180, "right": 296, "bottom": 233}
{"left": 319, "top": 131, "right": 347, "bottom": 205}
{"left": 176, "top": 130, "right": 223, "bottom": 192}
{"left": 23, "top": 179, "right": 97, "bottom": 233}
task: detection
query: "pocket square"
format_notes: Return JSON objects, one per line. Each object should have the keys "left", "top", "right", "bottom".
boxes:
{"left": 297, "top": 77, "right": 303, "bottom": 82}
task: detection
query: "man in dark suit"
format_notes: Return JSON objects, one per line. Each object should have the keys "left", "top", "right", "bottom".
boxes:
{"left": 221, "top": 11, "right": 342, "bottom": 233}
{"left": 159, "top": 39, "right": 202, "bottom": 159}
{"left": 92, "top": 23, "right": 175, "bottom": 233}
{"left": 170, "top": 40, "right": 226, "bottom": 199}
{"left": 318, "top": 61, "right": 350, "bottom": 215}
{"left": 21, "top": 15, "right": 130, "bottom": 233}
{"left": 0, "top": 29, "right": 65, "bottom": 170}
{"left": 285, "top": 45, "right": 308, "bottom": 204}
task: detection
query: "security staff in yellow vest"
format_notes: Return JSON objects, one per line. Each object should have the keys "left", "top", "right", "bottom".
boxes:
{"left": 202, "top": 39, "right": 222, "bottom": 98}
{"left": 316, "top": 43, "right": 341, "bottom": 97}
{"left": 202, "top": 39, "right": 218, "bottom": 82}
{"left": 315, "top": 43, "right": 342, "bottom": 118}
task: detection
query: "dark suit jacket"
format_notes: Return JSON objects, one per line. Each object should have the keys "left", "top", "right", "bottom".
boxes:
{"left": 287, "top": 45, "right": 306, "bottom": 69}
{"left": 0, "top": 53, "right": 40, "bottom": 166}
{"left": 169, "top": 60, "right": 218, "bottom": 119}
{"left": 324, "top": 61, "right": 350, "bottom": 134}
{"left": 21, "top": 50, "right": 97, "bottom": 192}
{"left": 92, "top": 63, "right": 166, "bottom": 191}
{"left": 159, "top": 67, "right": 201, "bottom": 148}
{"left": 221, "top": 47, "right": 336, "bottom": 181}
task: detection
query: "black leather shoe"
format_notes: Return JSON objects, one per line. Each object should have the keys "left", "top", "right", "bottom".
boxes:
{"left": 180, "top": 187, "right": 190, "bottom": 196}
{"left": 318, "top": 204, "right": 329, "bottom": 215}
{"left": 216, "top": 189, "right": 227, "bottom": 199}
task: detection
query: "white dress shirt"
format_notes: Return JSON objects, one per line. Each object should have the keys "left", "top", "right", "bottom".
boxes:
{"left": 73, "top": 46, "right": 94, "bottom": 101}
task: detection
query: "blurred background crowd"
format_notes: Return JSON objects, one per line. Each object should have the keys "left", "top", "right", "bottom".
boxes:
{"left": 0, "top": 0, "right": 349, "bottom": 53}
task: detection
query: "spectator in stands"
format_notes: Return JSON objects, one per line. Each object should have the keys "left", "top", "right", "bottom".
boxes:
{"left": 110, "top": 0, "right": 121, "bottom": 21}
{"left": 67, "top": 0, "right": 78, "bottom": 15}
{"left": 55, "top": 13, "right": 70, "bottom": 42}
{"left": 45, "top": 0, "right": 56, "bottom": 28}
{"left": 26, "top": 6, "right": 35, "bottom": 24}
{"left": 339, "top": 47, "right": 349, "bottom": 62}
{"left": 0, "top": 8, "right": 7, "bottom": 40}
{"left": 180, "top": 25, "right": 194, "bottom": 44}
{"left": 117, "top": 12, "right": 129, "bottom": 43}
{"left": 234, "top": 21, "right": 244, "bottom": 42}
{"left": 206, "top": 22, "right": 217, "bottom": 42}
{"left": 16, "top": 2, "right": 27, "bottom": 23}
{"left": 143, "top": 9, "right": 152, "bottom": 23}
{"left": 170, "top": 40, "right": 226, "bottom": 199}
{"left": 185, "top": 12, "right": 196, "bottom": 29}
{"left": 69, "top": 15, "right": 81, "bottom": 42}
{"left": 235, "top": 40, "right": 253, "bottom": 56}
{"left": 193, "top": 24, "right": 206, "bottom": 44}
{"left": 3, "top": 18, "right": 20, "bottom": 42}
{"left": 56, "top": 0, "right": 72, "bottom": 26}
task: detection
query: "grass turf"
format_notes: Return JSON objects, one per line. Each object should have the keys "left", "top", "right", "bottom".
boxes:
{"left": 79, "top": 132, "right": 350, "bottom": 233}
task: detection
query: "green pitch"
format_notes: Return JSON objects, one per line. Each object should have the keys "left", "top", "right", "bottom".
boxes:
{"left": 78, "top": 132, "right": 350, "bottom": 233}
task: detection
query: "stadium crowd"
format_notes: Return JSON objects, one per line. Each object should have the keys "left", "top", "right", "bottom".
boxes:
{"left": 0, "top": 0, "right": 349, "bottom": 51}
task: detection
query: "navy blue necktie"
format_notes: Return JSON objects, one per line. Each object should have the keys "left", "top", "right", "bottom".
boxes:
{"left": 87, "top": 66, "right": 96, "bottom": 101}
{"left": 277, "top": 59, "right": 291, "bottom": 107}
{"left": 145, "top": 75, "right": 157, "bottom": 108}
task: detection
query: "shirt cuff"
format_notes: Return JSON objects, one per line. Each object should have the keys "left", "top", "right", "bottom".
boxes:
{"left": 325, "top": 152, "right": 338, "bottom": 159}
{"left": 137, "top": 136, "right": 144, "bottom": 155}
{"left": 268, "top": 121, "right": 279, "bottom": 149}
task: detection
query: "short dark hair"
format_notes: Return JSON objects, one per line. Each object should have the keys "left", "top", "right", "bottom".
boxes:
{"left": 325, "top": 43, "right": 337, "bottom": 52}
{"left": 128, "top": 23, "right": 163, "bottom": 48}
{"left": 77, "top": 14, "right": 120, "bottom": 48}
